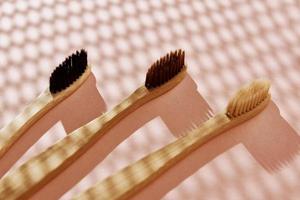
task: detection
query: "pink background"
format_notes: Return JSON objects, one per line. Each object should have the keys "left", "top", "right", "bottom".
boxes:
{"left": 1, "top": 0, "right": 300, "bottom": 199}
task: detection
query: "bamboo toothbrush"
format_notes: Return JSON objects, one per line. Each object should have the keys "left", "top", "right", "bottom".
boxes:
{"left": 0, "top": 49, "right": 89, "bottom": 159}
{"left": 0, "top": 50, "right": 186, "bottom": 200}
{"left": 72, "top": 79, "right": 271, "bottom": 200}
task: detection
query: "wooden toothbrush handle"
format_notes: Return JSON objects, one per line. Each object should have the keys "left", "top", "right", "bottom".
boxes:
{"left": 76, "top": 95, "right": 272, "bottom": 200}
{"left": 0, "top": 68, "right": 187, "bottom": 200}
{"left": 75, "top": 80, "right": 272, "bottom": 200}
{"left": 74, "top": 114, "right": 230, "bottom": 200}
{"left": 0, "top": 91, "right": 53, "bottom": 157}
{"left": 0, "top": 67, "right": 92, "bottom": 158}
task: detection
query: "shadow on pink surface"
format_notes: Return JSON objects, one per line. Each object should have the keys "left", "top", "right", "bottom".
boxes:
{"left": 0, "top": 73, "right": 107, "bottom": 178}
{"left": 30, "top": 73, "right": 214, "bottom": 199}
{"left": 130, "top": 101, "right": 300, "bottom": 200}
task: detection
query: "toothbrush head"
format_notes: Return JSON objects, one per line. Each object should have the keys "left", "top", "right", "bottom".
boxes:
{"left": 226, "top": 79, "right": 271, "bottom": 118}
{"left": 49, "top": 49, "right": 88, "bottom": 94}
{"left": 145, "top": 49, "right": 185, "bottom": 90}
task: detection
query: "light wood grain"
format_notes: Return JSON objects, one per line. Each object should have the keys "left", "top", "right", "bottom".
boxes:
{"left": 0, "top": 67, "right": 187, "bottom": 200}
{"left": 0, "top": 67, "right": 91, "bottom": 159}
{"left": 73, "top": 95, "right": 271, "bottom": 200}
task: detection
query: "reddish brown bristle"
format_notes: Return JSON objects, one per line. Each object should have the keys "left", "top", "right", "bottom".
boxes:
{"left": 145, "top": 50, "right": 185, "bottom": 89}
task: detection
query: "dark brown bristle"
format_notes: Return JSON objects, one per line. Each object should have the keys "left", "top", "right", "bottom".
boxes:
{"left": 49, "top": 49, "right": 88, "bottom": 94}
{"left": 145, "top": 50, "right": 185, "bottom": 89}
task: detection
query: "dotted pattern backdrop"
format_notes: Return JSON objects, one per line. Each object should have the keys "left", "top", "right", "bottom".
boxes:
{"left": 0, "top": 0, "right": 300, "bottom": 199}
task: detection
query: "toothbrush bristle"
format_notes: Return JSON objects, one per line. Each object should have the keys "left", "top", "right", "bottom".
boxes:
{"left": 226, "top": 79, "right": 271, "bottom": 118}
{"left": 49, "top": 49, "right": 88, "bottom": 94}
{"left": 145, "top": 49, "right": 185, "bottom": 89}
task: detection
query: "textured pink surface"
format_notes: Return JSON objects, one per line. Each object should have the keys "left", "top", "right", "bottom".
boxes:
{"left": 0, "top": 0, "right": 300, "bottom": 199}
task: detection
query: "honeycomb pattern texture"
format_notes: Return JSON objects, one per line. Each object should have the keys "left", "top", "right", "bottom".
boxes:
{"left": 0, "top": 0, "right": 300, "bottom": 199}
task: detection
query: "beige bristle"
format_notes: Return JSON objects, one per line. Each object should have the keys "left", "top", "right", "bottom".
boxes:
{"left": 226, "top": 79, "right": 271, "bottom": 118}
